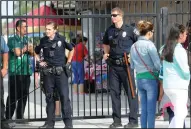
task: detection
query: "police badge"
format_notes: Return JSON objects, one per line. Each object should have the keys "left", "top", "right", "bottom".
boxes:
{"left": 122, "top": 31, "right": 127, "bottom": 37}
{"left": 57, "top": 41, "right": 62, "bottom": 47}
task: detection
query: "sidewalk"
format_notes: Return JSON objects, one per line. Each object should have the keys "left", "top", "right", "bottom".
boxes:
{"left": 13, "top": 117, "right": 190, "bottom": 128}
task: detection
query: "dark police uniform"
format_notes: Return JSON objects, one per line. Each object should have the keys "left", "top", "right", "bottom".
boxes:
{"left": 35, "top": 32, "right": 73, "bottom": 128}
{"left": 103, "top": 24, "right": 139, "bottom": 125}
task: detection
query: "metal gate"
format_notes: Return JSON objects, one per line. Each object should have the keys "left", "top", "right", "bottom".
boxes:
{"left": 0, "top": 0, "right": 190, "bottom": 123}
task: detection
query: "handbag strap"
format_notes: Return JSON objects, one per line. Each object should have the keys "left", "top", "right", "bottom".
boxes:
{"left": 134, "top": 44, "right": 159, "bottom": 81}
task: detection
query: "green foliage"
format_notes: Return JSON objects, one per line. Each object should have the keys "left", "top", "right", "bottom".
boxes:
{"left": 14, "top": 1, "right": 40, "bottom": 16}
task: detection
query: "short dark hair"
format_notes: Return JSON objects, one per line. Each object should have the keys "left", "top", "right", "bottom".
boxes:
{"left": 76, "top": 34, "right": 88, "bottom": 43}
{"left": 16, "top": 19, "right": 26, "bottom": 31}
{"left": 83, "top": 37, "right": 88, "bottom": 42}
{"left": 111, "top": 7, "right": 124, "bottom": 17}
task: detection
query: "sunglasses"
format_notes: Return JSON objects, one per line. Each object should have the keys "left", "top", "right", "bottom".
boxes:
{"left": 111, "top": 14, "right": 120, "bottom": 17}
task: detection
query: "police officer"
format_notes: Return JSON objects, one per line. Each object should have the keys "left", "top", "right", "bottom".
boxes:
{"left": 0, "top": 36, "right": 12, "bottom": 128}
{"left": 103, "top": 7, "right": 139, "bottom": 128}
{"left": 35, "top": 21, "right": 74, "bottom": 128}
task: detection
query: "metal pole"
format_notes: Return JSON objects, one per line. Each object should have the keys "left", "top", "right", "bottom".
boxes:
{"left": 155, "top": 0, "right": 160, "bottom": 50}
{"left": 161, "top": 7, "right": 168, "bottom": 46}
{"left": 190, "top": 0, "right": 191, "bottom": 21}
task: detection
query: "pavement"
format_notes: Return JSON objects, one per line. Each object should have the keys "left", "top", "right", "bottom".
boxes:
{"left": 2, "top": 75, "right": 191, "bottom": 128}
{"left": 7, "top": 117, "right": 191, "bottom": 128}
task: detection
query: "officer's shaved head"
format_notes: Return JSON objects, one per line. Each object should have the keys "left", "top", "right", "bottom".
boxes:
{"left": 111, "top": 7, "right": 124, "bottom": 17}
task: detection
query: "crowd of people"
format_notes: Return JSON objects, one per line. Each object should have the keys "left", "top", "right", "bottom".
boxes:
{"left": 0, "top": 7, "right": 190, "bottom": 129}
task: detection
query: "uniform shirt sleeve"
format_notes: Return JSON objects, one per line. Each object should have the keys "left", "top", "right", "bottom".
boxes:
{"left": 174, "top": 45, "right": 190, "bottom": 80}
{"left": 64, "top": 40, "right": 73, "bottom": 51}
{"left": 131, "top": 27, "right": 139, "bottom": 43}
{"left": 102, "top": 28, "right": 109, "bottom": 45}
{"left": 148, "top": 42, "right": 161, "bottom": 71}
{"left": 35, "top": 38, "right": 43, "bottom": 54}
{"left": 1, "top": 36, "right": 9, "bottom": 54}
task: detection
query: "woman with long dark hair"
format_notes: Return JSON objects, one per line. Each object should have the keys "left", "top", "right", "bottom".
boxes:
{"left": 161, "top": 23, "right": 190, "bottom": 128}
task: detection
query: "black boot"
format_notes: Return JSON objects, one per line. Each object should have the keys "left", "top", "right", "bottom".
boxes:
{"left": 1, "top": 122, "right": 13, "bottom": 129}
{"left": 109, "top": 122, "right": 122, "bottom": 128}
{"left": 64, "top": 125, "right": 73, "bottom": 128}
{"left": 124, "top": 122, "right": 138, "bottom": 128}
{"left": 39, "top": 122, "right": 54, "bottom": 128}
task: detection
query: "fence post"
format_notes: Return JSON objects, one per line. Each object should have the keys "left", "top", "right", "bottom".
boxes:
{"left": 160, "top": 7, "right": 168, "bottom": 46}
{"left": 0, "top": 0, "right": 2, "bottom": 128}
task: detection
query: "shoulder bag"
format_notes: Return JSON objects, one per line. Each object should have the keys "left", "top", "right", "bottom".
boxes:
{"left": 134, "top": 44, "right": 164, "bottom": 101}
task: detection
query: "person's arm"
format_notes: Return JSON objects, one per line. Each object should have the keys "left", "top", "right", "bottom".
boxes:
{"left": 67, "top": 48, "right": 74, "bottom": 63}
{"left": 83, "top": 44, "right": 88, "bottom": 60}
{"left": 64, "top": 39, "right": 74, "bottom": 63}
{"left": 130, "top": 46, "right": 135, "bottom": 69}
{"left": 1, "top": 37, "right": 9, "bottom": 77}
{"left": 131, "top": 26, "right": 139, "bottom": 43}
{"left": 103, "top": 44, "right": 110, "bottom": 54}
{"left": 1, "top": 52, "right": 8, "bottom": 77}
{"left": 102, "top": 29, "right": 110, "bottom": 60}
{"left": 35, "top": 39, "right": 43, "bottom": 61}
{"left": 174, "top": 46, "right": 190, "bottom": 80}
{"left": 8, "top": 37, "right": 28, "bottom": 57}
{"left": 148, "top": 43, "right": 161, "bottom": 71}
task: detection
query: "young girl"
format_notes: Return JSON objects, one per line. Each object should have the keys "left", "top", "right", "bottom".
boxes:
{"left": 161, "top": 23, "right": 190, "bottom": 128}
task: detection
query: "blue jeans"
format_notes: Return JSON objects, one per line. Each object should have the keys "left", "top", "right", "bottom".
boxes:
{"left": 72, "top": 61, "right": 84, "bottom": 84}
{"left": 137, "top": 79, "right": 158, "bottom": 128}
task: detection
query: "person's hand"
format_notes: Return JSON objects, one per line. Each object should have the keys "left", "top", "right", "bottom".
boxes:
{"left": 158, "top": 82, "right": 164, "bottom": 101}
{"left": 65, "top": 62, "right": 71, "bottom": 77}
{"left": 128, "top": 54, "right": 130, "bottom": 63}
{"left": 39, "top": 61, "right": 47, "bottom": 67}
{"left": 103, "top": 53, "right": 109, "bottom": 60}
{"left": 22, "top": 45, "right": 28, "bottom": 53}
{"left": 34, "top": 72, "right": 39, "bottom": 88}
{"left": 1, "top": 68, "right": 7, "bottom": 77}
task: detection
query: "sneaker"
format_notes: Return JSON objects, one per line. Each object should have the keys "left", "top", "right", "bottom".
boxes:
{"left": 109, "top": 122, "right": 122, "bottom": 128}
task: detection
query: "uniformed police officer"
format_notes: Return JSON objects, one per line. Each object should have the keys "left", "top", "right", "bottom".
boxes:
{"left": 35, "top": 21, "right": 74, "bottom": 128}
{"left": 103, "top": 7, "right": 139, "bottom": 128}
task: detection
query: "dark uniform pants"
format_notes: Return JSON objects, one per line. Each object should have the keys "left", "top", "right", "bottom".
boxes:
{"left": 109, "top": 66, "right": 138, "bottom": 123}
{"left": 1, "top": 75, "right": 5, "bottom": 121}
{"left": 6, "top": 75, "right": 31, "bottom": 119}
{"left": 43, "top": 71, "right": 72, "bottom": 126}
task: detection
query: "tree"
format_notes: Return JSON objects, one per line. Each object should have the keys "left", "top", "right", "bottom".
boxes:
{"left": 14, "top": 1, "right": 44, "bottom": 15}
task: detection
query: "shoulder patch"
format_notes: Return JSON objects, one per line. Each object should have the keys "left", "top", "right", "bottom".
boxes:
{"left": 133, "top": 28, "right": 140, "bottom": 35}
